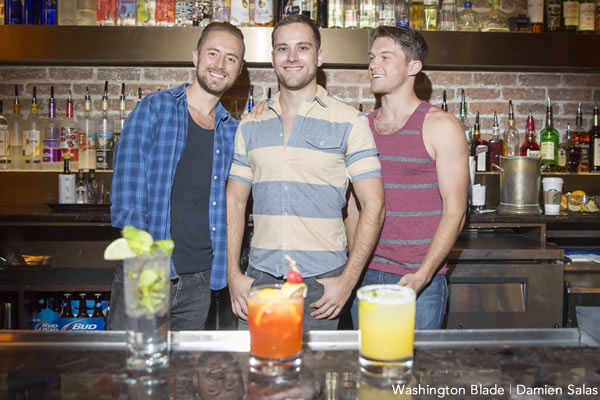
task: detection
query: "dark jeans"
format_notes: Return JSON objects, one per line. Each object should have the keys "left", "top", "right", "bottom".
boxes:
{"left": 108, "top": 262, "right": 212, "bottom": 331}
{"left": 351, "top": 269, "right": 448, "bottom": 330}
{"left": 238, "top": 265, "right": 345, "bottom": 331}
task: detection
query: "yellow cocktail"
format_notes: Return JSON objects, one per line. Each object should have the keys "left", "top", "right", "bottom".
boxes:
{"left": 357, "top": 284, "right": 416, "bottom": 382}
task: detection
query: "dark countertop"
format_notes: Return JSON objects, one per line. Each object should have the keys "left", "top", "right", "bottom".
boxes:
{"left": 1, "top": 330, "right": 600, "bottom": 399}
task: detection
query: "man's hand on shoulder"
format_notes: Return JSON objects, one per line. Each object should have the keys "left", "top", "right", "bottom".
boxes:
{"left": 227, "top": 271, "right": 254, "bottom": 320}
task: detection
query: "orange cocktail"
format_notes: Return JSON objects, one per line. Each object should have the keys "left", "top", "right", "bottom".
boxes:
{"left": 247, "top": 283, "right": 304, "bottom": 375}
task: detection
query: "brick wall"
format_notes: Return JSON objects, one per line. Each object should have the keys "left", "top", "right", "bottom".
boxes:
{"left": 1, "top": 66, "right": 599, "bottom": 141}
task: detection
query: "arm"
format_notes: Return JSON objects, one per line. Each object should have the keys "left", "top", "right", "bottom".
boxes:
{"left": 343, "top": 185, "right": 360, "bottom": 253}
{"left": 226, "top": 179, "right": 254, "bottom": 320}
{"left": 399, "top": 111, "right": 469, "bottom": 293}
{"left": 110, "top": 98, "right": 154, "bottom": 230}
{"left": 311, "top": 177, "right": 385, "bottom": 319}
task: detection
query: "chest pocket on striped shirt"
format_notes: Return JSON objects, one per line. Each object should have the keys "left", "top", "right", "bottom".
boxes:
{"left": 305, "top": 135, "right": 344, "bottom": 152}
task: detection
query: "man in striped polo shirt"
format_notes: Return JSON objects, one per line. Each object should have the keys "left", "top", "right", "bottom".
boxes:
{"left": 226, "top": 15, "right": 385, "bottom": 330}
{"left": 350, "top": 27, "right": 469, "bottom": 330}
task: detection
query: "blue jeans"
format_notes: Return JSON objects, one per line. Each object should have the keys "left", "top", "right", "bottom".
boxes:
{"left": 108, "top": 262, "right": 213, "bottom": 331}
{"left": 351, "top": 269, "right": 448, "bottom": 330}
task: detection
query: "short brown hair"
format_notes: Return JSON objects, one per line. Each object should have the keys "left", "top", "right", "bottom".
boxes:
{"left": 272, "top": 14, "right": 321, "bottom": 50}
{"left": 372, "top": 26, "right": 428, "bottom": 64}
{"left": 197, "top": 22, "right": 246, "bottom": 59}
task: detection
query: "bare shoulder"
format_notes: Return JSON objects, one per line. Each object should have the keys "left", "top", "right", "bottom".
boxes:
{"left": 422, "top": 106, "right": 468, "bottom": 157}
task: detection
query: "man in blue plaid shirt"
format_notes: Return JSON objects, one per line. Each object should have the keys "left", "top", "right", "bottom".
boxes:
{"left": 108, "top": 23, "right": 245, "bottom": 330}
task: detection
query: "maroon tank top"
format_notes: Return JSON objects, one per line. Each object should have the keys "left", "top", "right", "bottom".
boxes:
{"left": 368, "top": 101, "right": 448, "bottom": 276}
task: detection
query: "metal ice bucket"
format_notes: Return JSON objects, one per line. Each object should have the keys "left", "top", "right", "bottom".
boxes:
{"left": 495, "top": 156, "right": 543, "bottom": 215}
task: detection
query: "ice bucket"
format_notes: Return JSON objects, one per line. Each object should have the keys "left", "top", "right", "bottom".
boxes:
{"left": 495, "top": 156, "right": 543, "bottom": 216}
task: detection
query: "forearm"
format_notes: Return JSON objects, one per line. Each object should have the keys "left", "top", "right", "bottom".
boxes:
{"left": 342, "top": 202, "right": 385, "bottom": 287}
{"left": 227, "top": 211, "right": 246, "bottom": 281}
{"left": 416, "top": 208, "right": 466, "bottom": 281}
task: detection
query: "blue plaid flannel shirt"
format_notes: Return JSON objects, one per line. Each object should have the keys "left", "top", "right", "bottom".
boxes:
{"left": 110, "top": 83, "right": 237, "bottom": 290}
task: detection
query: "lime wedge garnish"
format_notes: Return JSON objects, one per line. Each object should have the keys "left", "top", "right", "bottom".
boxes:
{"left": 122, "top": 226, "right": 154, "bottom": 255}
{"left": 152, "top": 240, "right": 175, "bottom": 256}
{"left": 104, "top": 238, "right": 137, "bottom": 260}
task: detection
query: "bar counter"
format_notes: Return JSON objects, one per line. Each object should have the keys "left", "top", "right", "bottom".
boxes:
{"left": 1, "top": 329, "right": 599, "bottom": 399}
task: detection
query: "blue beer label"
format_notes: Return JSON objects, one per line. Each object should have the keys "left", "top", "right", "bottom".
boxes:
{"left": 59, "top": 317, "right": 105, "bottom": 331}
{"left": 32, "top": 308, "right": 60, "bottom": 330}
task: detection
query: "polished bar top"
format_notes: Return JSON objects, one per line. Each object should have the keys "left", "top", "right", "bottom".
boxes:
{"left": 2, "top": 207, "right": 600, "bottom": 225}
{"left": 1, "top": 329, "right": 599, "bottom": 399}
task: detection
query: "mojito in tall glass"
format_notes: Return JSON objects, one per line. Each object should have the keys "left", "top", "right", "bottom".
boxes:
{"left": 124, "top": 252, "right": 170, "bottom": 369}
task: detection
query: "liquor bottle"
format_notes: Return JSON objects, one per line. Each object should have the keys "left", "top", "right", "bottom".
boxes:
{"left": 508, "top": 2, "right": 531, "bottom": 31}
{"left": 23, "top": 0, "right": 42, "bottom": 24}
{"left": 248, "top": 85, "right": 255, "bottom": 113}
{"left": 79, "top": 87, "right": 96, "bottom": 171}
{"left": 0, "top": 102, "right": 9, "bottom": 169}
{"left": 23, "top": 87, "right": 43, "bottom": 169}
{"left": 115, "top": 83, "right": 127, "bottom": 151}
{"left": 439, "top": 0, "right": 457, "bottom": 31}
{"left": 76, "top": 169, "right": 87, "bottom": 204}
{"left": 578, "top": 0, "right": 595, "bottom": 32}
{"left": 596, "top": 0, "right": 600, "bottom": 32}
{"left": 137, "top": 0, "right": 151, "bottom": 25}
{"left": 396, "top": 0, "right": 410, "bottom": 27}
{"left": 441, "top": 90, "right": 448, "bottom": 112}
{"left": 423, "top": 0, "right": 438, "bottom": 30}
{"left": 471, "top": 112, "right": 488, "bottom": 172}
{"left": 87, "top": 169, "right": 100, "bottom": 204}
{"left": 379, "top": 0, "right": 396, "bottom": 26}
{"left": 118, "top": 0, "right": 137, "bottom": 25}
{"left": 42, "top": 0, "right": 57, "bottom": 24}
{"left": 343, "top": 0, "right": 358, "bottom": 27}
{"left": 328, "top": 0, "right": 344, "bottom": 27}
{"left": 457, "top": 0, "right": 479, "bottom": 30}
{"left": 77, "top": 0, "right": 97, "bottom": 24}
{"left": 8, "top": 87, "right": 24, "bottom": 169}
{"left": 520, "top": 111, "right": 541, "bottom": 158}
{"left": 528, "top": 0, "right": 544, "bottom": 31}
{"left": 557, "top": 123, "right": 568, "bottom": 172}
{"left": 316, "top": 0, "right": 328, "bottom": 26}
{"left": 503, "top": 100, "right": 520, "bottom": 157}
{"left": 540, "top": 97, "right": 559, "bottom": 171}
{"left": 96, "top": 82, "right": 114, "bottom": 170}
{"left": 488, "top": 112, "right": 504, "bottom": 172}
{"left": 60, "top": 90, "right": 79, "bottom": 171}
{"left": 480, "top": 0, "right": 509, "bottom": 31}
{"left": 545, "top": 0, "right": 561, "bottom": 31}
{"left": 572, "top": 103, "right": 589, "bottom": 172}
{"left": 212, "top": 0, "right": 231, "bottom": 21}
{"left": 409, "top": 0, "right": 425, "bottom": 29}
{"left": 590, "top": 106, "right": 600, "bottom": 172}
{"left": 58, "top": 152, "right": 76, "bottom": 204}
{"left": 231, "top": 0, "right": 250, "bottom": 25}
{"left": 6, "top": 0, "right": 23, "bottom": 24}
{"left": 58, "top": 0, "right": 78, "bottom": 24}
{"left": 0, "top": 1, "right": 4, "bottom": 24}
{"left": 563, "top": 124, "right": 581, "bottom": 173}
{"left": 255, "top": 0, "right": 274, "bottom": 26}
{"left": 458, "top": 89, "right": 472, "bottom": 150}
{"left": 359, "top": 0, "right": 377, "bottom": 28}
{"left": 562, "top": 0, "right": 579, "bottom": 31}
{"left": 42, "top": 87, "right": 61, "bottom": 170}
{"left": 97, "top": 0, "right": 118, "bottom": 24}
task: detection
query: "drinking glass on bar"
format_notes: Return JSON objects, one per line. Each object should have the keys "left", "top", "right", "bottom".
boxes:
{"left": 124, "top": 252, "right": 171, "bottom": 369}
{"left": 357, "top": 284, "right": 416, "bottom": 384}
{"left": 247, "top": 283, "right": 304, "bottom": 376}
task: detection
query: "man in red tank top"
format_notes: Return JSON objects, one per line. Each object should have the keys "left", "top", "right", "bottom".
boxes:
{"left": 348, "top": 27, "right": 469, "bottom": 330}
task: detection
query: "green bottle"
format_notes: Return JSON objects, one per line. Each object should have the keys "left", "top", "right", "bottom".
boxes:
{"left": 540, "top": 96, "right": 560, "bottom": 171}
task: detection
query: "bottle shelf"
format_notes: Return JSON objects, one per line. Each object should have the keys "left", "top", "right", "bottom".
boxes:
{"left": 0, "top": 26, "right": 599, "bottom": 71}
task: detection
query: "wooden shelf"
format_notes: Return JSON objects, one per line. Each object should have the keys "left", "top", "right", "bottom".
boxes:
{"left": 1, "top": 26, "right": 599, "bottom": 71}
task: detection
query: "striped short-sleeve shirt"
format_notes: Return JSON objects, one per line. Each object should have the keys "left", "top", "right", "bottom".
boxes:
{"left": 229, "top": 85, "right": 381, "bottom": 278}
